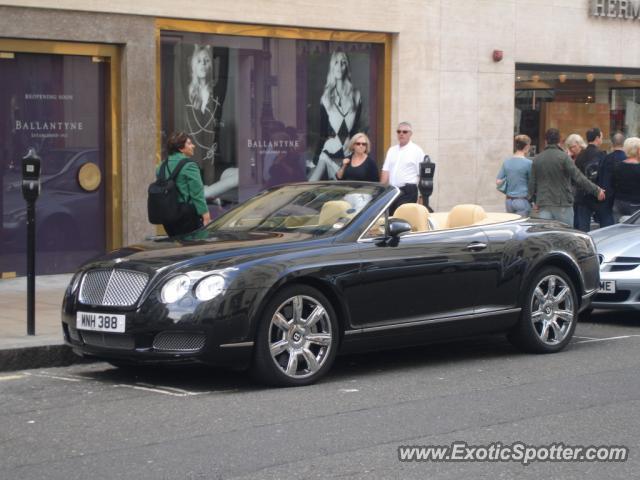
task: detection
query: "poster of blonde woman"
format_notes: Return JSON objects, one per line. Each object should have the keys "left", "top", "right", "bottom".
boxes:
{"left": 179, "top": 44, "right": 238, "bottom": 206}
{"left": 307, "top": 48, "right": 373, "bottom": 180}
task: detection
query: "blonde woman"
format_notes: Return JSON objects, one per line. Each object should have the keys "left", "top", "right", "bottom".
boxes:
{"left": 613, "top": 137, "right": 640, "bottom": 217}
{"left": 185, "top": 44, "right": 219, "bottom": 172}
{"left": 336, "top": 133, "right": 379, "bottom": 182}
{"left": 564, "top": 133, "right": 587, "bottom": 226}
{"left": 308, "top": 50, "right": 362, "bottom": 180}
{"left": 496, "top": 134, "right": 532, "bottom": 216}
{"left": 564, "top": 133, "right": 587, "bottom": 161}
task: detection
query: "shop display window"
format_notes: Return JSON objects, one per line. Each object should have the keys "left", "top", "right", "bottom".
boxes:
{"left": 160, "top": 30, "right": 385, "bottom": 214}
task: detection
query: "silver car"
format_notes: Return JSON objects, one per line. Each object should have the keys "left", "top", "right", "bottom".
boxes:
{"left": 589, "top": 210, "right": 640, "bottom": 312}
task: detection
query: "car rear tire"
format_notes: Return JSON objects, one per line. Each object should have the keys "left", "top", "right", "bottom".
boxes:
{"left": 251, "top": 285, "right": 338, "bottom": 387}
{"left": 508, "top": 267, "right": 578, "bottom": 353}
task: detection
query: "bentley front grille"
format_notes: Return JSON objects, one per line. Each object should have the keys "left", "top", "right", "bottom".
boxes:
{"left": 79, "top": 269, "right": 149, "bottom": 307}
{"left": 80, "top": 331, "right": 135, "bottom": 350}
{"left": 153, "top": 332, "right": 206, "bottom": 352}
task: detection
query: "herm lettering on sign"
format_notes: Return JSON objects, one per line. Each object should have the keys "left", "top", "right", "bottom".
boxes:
{"left": 590, "top": 0, "right": 640, "bottom": 19}
{"left": 81, "top": 313, "right": 96, "bottom": 328}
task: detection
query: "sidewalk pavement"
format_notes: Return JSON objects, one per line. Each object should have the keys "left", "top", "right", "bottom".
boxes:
{"left": 0, "top": 274, "right": 87, "bottom": 372}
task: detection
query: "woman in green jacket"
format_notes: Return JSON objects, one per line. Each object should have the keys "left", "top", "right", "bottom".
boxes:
{"left": 159, "top": 132, "right": 211, "bottom": 236}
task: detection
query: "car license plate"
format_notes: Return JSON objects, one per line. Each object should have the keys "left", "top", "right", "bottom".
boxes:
{"left": 598, "top": 280, "right": 616, "bottom": 294}
{"left": 76, "top": 312, "right": 126, "bottom": 333}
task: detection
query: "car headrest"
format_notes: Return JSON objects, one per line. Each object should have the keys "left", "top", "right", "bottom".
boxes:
{"left": 393, "top": 203, "right": 430, "bottom": 232}
{"left": 318, "top": 200, "right": 353, "bottom": 226}
{"left": 447, "top": 204, "right": 487, "bottom": 228}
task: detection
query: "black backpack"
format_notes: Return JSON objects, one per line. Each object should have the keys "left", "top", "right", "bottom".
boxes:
{"left": 147, "top": 158, "right": 192, "bottom": 225}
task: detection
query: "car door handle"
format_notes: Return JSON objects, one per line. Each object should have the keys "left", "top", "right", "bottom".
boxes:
{"left": 465, "top": 242, "right": 487, "bottom": 251}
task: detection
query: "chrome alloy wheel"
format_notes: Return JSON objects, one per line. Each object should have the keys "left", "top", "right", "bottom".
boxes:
{"left": 268, "top": 294, "right": 333, "bottom": 379}
{"left": 530, "top": 274, "right": 575, "bottom": 345}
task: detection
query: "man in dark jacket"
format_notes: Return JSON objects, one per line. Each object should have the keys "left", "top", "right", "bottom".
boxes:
{"left": 529, "top": 128, "right": 604, "bottom": 228}
{"left": 602, "top": 132, "right": 627, "bottom": 222}
{"left": 574, "top": 127, "right": 613, "bottom": 231}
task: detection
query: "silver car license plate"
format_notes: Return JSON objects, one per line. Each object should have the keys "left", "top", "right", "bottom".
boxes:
{"left": 76, "top": 312, "right": 126, "bottom": 333}
{"left": 598, "top": 280, "right": 616, "bottom": 294}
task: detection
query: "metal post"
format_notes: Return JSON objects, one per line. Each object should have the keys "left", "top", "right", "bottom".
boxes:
{"left": 26, "top": 200, "right": 36, "bottom": 335}
{"left": 21, "top": 148, "right": 41, "bottom": 336}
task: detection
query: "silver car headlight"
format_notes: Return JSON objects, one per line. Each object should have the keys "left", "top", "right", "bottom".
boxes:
{"left": 194, "top": 274, "right": 226, "bottom": 301}
{"left": 160, "top": 274, "right": 191, "bottom": 304}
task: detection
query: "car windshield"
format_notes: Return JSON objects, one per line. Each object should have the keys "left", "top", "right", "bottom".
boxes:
{"left": 624, "top": 210, "right": 640, "bottom": 225}
{"left": 204, "top": 183, "right": 385, "bottom": 237}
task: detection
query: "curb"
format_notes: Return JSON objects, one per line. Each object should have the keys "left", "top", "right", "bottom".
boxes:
{"left": 0, "top": 344, "right": 94, "bottom": 373}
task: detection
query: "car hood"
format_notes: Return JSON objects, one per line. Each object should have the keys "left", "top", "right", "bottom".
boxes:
{"left": 85, "top": 230, "right": 330, "bottom": 273}
{"left": 590, "top": 224, "right": 640, "bottom": 261}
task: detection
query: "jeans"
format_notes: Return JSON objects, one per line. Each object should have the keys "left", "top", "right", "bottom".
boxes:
{"left": 505, "top": 198, "right": 531, "bottom": 216}
{"left": 535, "top": 206, "right": 574, "bottom": 227}
{"left": 574, "top": 200, "right": 614, "bottom": 232}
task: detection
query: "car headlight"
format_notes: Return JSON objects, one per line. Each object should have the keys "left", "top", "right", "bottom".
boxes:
{"left": 195, "top": 275, "right": 225, "bottom": 301}
{"left": 160, "top": 274, "right": 191, "bottom": 304}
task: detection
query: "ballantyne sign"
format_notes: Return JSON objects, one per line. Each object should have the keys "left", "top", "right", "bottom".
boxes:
{"left": 590, "top": 0, "right": 640, "bottom": 19}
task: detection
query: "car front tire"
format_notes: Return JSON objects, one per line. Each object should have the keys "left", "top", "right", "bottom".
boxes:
{"left": 252, "top": 285, "right": 338, "bottom": 387}
{"left": 508, "top": 267, "right": 578, "bottom": 353}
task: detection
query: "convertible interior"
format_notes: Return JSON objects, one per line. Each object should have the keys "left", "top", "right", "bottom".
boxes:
{"left": 222, "top": 191, "right": 522, "bottom": 236}
{"left": 365, "top": 203, "right": 522, "bottom": 237}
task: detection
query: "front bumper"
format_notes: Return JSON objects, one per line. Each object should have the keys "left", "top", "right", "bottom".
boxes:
{"left": 61, "top": 285, "right": 262, "bottom": 369}
{"left": 590, "top": 271, "right": 640, "bottom": 311}
{"left": 62, "top": 319, "right": 254, "bottom": 368}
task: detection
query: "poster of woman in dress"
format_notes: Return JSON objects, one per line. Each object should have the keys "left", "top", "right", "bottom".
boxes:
{"left": 307, "top": 48, "right": 368, "bottom": 180}
{"left": 182, "top": 44, "right": 238, "bottom": 204}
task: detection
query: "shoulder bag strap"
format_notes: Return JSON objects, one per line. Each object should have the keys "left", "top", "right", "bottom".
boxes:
{"left": 167, "top": 158, "right": 192, "bottom": 181}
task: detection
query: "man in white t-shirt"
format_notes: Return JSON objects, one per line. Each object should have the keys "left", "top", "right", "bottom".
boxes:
{"left": 381, "top": 121, "right": 425, "bottom": 213}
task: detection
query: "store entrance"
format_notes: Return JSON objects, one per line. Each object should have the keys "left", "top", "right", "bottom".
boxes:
{"left": 0, "top": 51, "right": 107, "bottom": 275}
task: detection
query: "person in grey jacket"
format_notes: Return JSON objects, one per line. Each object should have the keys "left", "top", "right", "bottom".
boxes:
{"left": 528, "top": 128, "right": 605, "bottom": 227}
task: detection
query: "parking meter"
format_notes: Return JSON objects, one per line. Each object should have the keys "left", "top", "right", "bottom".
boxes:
{"left": 418, "top": 155, "right": 435, "bottom": 212}
{"left": 22, "top": 148, "right": 41, "bottom": 203}
{"left": 22, "top": 148, "right": 41, "bottom": 335}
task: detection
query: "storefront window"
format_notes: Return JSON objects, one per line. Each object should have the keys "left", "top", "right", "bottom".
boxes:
{"left": 515, "top": 64, "right": 640, "bottom": 154}
{"left": 0, "top": 51, "right": 106, "bottom": 275}
{"left": 160, "top": 31, "right": 384, "bottom": 215}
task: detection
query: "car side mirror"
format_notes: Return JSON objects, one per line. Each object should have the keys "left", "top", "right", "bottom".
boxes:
{"left": 388, "top": 218, "right": 412, "bottom": 237}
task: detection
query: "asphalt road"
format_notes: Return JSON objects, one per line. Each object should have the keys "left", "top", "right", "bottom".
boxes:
{"left": 1, "top": 310, "right": 639, "bottom": 480}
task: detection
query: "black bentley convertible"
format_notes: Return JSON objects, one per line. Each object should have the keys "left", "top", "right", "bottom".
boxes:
{"left": 62, "top": 182, "right": 600, "bottom": 386}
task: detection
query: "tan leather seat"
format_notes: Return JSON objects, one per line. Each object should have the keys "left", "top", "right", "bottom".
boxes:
{"left": 318, "top": 200, "right": 352, "bottom": 226}
{"left": 393, "top": 203, "right": 430, "bottom": 232}
{"left": 446, "top": 204, "right": 487, "bottom": 228}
